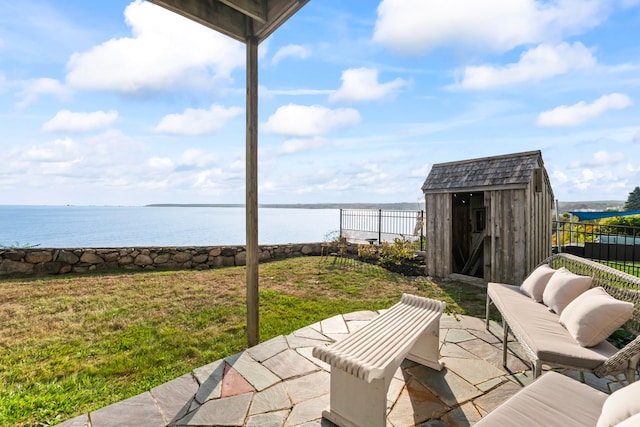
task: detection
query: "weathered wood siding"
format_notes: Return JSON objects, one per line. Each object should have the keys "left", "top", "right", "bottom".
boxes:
{"left": 425, "top": 193, "right": 451, "bottom": 277}
{"left": 484, "top": 189, "right": 527, "bottom": 284}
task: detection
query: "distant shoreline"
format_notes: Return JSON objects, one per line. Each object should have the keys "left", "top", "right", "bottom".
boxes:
{"left": 145, "top": 202, "right": 423, "bottom": 210}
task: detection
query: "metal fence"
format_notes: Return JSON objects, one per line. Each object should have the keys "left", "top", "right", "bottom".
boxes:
{"left": 340, "top": 209, "right": 425, "bottom": 249}
{"left": 554, "top": 220, "right": 640, "bottom": 277}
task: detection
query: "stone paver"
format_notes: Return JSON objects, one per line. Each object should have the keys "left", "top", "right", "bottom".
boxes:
{"left": 283, "top": 393, "right": 329, "bottom": 427}
{"left": 246, "top": 335, "right": 288, "bottom": 362}
{"left": 248, "top": 383, "right": 291, "bottom": 415}
{"left": 441, "top": 402, "right": 483, "bottom": 427}
{"left": 175, "top": 392, "right": 252, "bottom": 426}
{"left": 320, "top": 314, "right": 349, "bottom": 334}
{"left": 262, "top": 349, "right": 319, "bottom": 380}
{"left": 59, "top": 313, "right": 622, "bottom": 427}
{"left": 90, "top": 392, "right": 165, "bottom": 427}
{"left": 226, "top": 351, "right": 280, "bottom": 391}
{"left": 445, "top": 329, "right": 476, "bottom": 343}
{"left": 151, "top": 374, "right": 198, "bottom": 424}
{"left": 407, "top": 365, "right": 483, "bottom": 407}
{"left": 439, "top": 357, "right": 507, "bottom": 385}
{"left": 284, "top": 370, "right": 330, "bottom": 404}
{"left": 388, "top": 377, "right": 449, "bottom": 426}
{"left": 246, "top": 410, "right": 290, "bottom": 427}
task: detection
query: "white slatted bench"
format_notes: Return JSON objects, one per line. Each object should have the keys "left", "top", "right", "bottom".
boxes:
{"left": 312, "top": 294, "right": 445, "bottom": 427}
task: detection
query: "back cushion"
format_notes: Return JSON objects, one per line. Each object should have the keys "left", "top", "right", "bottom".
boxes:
{"left": 542, "top": 267, "right": 592, "bottom": 314}
{"left": 520, "top": 264, "right": 556, "bottom": 302}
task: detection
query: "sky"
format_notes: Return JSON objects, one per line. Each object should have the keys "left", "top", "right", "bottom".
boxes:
{"left": 1, "top": 0, "right": 639, "bottom": 206}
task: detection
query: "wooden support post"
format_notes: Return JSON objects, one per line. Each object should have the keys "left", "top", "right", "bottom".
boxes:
{"left": 246, "top": 33, "right": 259, "bottom": 347}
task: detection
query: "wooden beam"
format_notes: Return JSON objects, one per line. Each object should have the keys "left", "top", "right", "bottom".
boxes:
{"left": 148, "top": 0, "right": 248, "bottom": 43}
{"left": 246, "top": 32, "right": 259, "bottom": 347}
{"left": 219, "top": 0, "right": 266, "bottom": 23}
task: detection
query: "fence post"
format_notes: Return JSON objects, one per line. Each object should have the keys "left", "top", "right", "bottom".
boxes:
{"left": 340, "top": 209, "right": 343, "bottom": 239}
{"left": 421, "top": 210, "right": 424, "bottom": 251}
{"left": 378, "top": 209, "right": 382, "bottom": 244}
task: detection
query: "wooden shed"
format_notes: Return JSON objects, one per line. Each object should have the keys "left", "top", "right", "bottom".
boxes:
{"left": 421, "top": 150, "right": 554, "bottom": 285}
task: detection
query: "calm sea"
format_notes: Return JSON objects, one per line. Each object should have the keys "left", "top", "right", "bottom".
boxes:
{"left": 0, "top": 206, "right": 339, "bottom": 248}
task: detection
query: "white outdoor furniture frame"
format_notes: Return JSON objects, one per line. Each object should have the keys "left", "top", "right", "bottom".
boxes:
{"left": 312, "top": 294, "right": 445, "bottom": 427}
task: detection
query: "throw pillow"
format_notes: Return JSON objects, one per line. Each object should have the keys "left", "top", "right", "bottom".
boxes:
{"left": 542, "top": 267, "right": 592, "bottom": 314}
{"left": 560, "top": 287, "right": 634, "bottom": 347}
{"left": 614, "top": 413, "right": 640, "bottom": 427}
{"left": 596, "top": 380, "right": 640, "bottom": 427}
{"left": 520, "top": 264, "right": 556, "bottom": 302}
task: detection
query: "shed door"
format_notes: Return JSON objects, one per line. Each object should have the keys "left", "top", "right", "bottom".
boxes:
{"left": 452, "top": 192, "right": 485, "bottom": 277}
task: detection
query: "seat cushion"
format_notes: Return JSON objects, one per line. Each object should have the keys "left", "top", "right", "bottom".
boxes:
{"left": 474, "top": 371, "right": 607, "bottom": 427}
{"left": 488, "top": 283, "right": 618, "bottom": 369}
{"left": 520, "top": 264, "right": 556, "bottom": 302}
{"left": 560, "top": 287, "right": 634, "bottom": 347}
{"left": 542, "top": 267, "right": 592, "bottom": 314}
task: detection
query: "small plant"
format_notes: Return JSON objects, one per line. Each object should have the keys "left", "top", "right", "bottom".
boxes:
{"left": 357, "top": 244, "right": 378, "bottom": 261}
{"left": 379, "top": 237, "right": 418, "bottom": 267}
{"left": 357, "top": 237, "right": 424, "bottom": 276}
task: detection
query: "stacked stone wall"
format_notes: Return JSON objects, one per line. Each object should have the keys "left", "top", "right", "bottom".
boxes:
{"left": 0, "top": 243, "right": 344, "bottom": 277}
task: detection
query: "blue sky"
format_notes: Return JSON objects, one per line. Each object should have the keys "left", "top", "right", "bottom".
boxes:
{"left": 1, "top": 0, "right": 639, "bottom": 206}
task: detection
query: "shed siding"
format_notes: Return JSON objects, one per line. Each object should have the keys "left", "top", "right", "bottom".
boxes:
{"left": 425, "top": 193, "right": 451, "bottom": 277}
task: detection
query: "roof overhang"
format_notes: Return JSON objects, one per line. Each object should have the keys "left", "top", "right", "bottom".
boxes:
{"left": 148, "top": 0, "right": 309, "bottom": 43}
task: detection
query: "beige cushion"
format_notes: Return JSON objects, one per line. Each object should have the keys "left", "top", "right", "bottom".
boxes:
{"left": 520, "top": 264, "right": 556, "bottom": 302}
{"left": 542, "top": 267, "right": 592, "bottom": 314}
{"left": 474, "top": 371, "right": 607, "bottom": 427}
{"left": 596, "top": 380, "right": 640, "bottom": 427}
{"left": 615, "top": 413, "right": 640, "bottom": 427}
{"left": 560, "top": 287, "right": 634, "bottom": 347}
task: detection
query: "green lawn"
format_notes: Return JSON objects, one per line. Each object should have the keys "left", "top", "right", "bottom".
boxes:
{"left": 0, "top": 256, "right": 486, "bottom": 426}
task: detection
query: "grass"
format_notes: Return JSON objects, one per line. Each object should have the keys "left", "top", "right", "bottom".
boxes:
{"left": 0, "top": 256, "right": 487, "bottom": 427}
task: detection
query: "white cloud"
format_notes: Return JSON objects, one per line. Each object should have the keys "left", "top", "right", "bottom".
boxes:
{"left": 277, "top": 137, "right": 328, "bottom": 154}
{"left": 537, "top": 93, "right": 633, "bottom": 127}
{"left": 153, "top": 104, "right": 243, "bottom": 136}
{"left": 177, "top": 149, "right": 219, "bottom": 170}
{"left": 24, "top": 138, "right": 78, "bottom": 162}
{"left": 633, "top": 129, "right": 640, "bottom": 143}
{"left": 569, "top": 150, "right": 625, "bottom": 168}
{"left": 42, "top": 110, "right": 118, "bottom": 133}
{"left": 373, "top": 0, "right": 606, "bottom": 54}
{"left": 410, "top": 163, "right": 432, "bottom": 178}
{"left": 272, "top": 44, "right": 310, "bottom": 65}
{"left": 263, "top": 104, "right": 361, "bottom": 137}
{"left": 330, "top": 68, "right": 408, "bottom": 103}
{"left": 17, "top": 78, "right": 70, "bottom": 109}
{"left": 65, "top": 0, "right": 244, "bottom": 93}
{"left": 148, "top": 157, "right": 174, "bottom": 171}
{"left": 459, "top": 42, "right": 596, "bottom": 89}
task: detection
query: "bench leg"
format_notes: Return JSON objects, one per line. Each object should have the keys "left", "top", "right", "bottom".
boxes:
{"left": 406, "top": 317, "right": 444, "bottom": 371}
{"left": 485, "top": 295, "right": 491, "bottom": 330}
{"left": 323, "top": 368, "right": 388, "bottom": 427}
{"left": 502, "top": 322, "right": 509, "bottom": 367}
{"left": 533, "top": 360, "right": 542, "bottom": 378}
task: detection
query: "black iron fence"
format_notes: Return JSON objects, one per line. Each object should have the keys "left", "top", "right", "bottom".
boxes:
{"left": 554, "top": 220, "right": 640, "bottom": 277}
{"left": 340, "top": 209, "right": 425, "bottom": 250}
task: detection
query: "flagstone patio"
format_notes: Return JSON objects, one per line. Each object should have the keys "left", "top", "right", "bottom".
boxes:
{"left": 57, "top": 311, "right": 624, "bottom": 427}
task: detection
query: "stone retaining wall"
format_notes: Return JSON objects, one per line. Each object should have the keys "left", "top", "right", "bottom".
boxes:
{"left": 0, "top": 243, "right": 354, "bottom": 277}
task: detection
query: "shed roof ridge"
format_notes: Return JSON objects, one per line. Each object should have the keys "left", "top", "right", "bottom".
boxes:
{"left": 429, "top": 150, "right": 541, "bottom": 169}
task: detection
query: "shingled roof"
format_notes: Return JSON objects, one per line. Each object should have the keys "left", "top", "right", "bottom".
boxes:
{"left": 422, "top": 150, "right": 544, "bottom": 193}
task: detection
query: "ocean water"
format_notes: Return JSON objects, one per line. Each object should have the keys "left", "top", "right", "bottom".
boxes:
{"left": 0, "top": 206, "right": 340, "bottom": 248}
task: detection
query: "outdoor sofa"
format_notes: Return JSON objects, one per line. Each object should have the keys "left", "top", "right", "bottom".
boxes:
{"left": 486, "top": 253, "right": 640, "bottom": 382}
{"left": 474, "top": 370, "right": 640, "bottom": 426}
